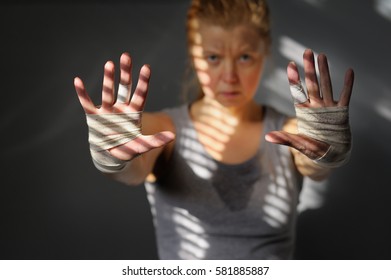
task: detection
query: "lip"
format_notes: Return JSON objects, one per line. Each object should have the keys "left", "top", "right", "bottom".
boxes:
{"left": 219, "top": 91, "right": 240, "bottom": 98}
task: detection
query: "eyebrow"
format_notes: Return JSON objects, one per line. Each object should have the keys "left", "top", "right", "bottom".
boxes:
{"left": 201, "top": 45, "right": 260, "bottom": 54}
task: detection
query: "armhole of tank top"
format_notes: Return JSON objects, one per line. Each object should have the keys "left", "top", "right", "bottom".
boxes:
{"left": 160, "top": 105, "right": 187, "bottom": 165}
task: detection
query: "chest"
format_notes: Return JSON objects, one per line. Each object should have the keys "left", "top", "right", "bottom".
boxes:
{"left": 193, "top": 120, "right": 263, "bottom": 164}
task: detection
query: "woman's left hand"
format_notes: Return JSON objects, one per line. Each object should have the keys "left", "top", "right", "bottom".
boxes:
{"left": 265, "top": 49, "right": 354, "bottom": 163}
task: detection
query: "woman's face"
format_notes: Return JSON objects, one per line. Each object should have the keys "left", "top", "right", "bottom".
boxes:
{"left": 190, "top": 21, "right": 267, "bottom": 109}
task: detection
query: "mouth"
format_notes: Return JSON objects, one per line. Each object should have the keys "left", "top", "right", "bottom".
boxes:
{"left": 219, "top": 91, "right": 240, "bottom": 98}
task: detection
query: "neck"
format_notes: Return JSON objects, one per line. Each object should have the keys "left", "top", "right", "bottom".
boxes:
{"left": 194, "top": 96, "right": 262, "bottom": 124}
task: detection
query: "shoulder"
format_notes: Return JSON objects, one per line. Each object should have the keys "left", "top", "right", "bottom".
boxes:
{"left": 141, "top": 103, "right": 190, "bottom": 135}
{"left": 264, "top": 105, "right": 295, "bottom": 131}
{"left": 142, "top": 110, "right": 176, "bottom": 135}
{"left": 141, "top": 108, "right": 181, "bottom": 163}
{"left": 282, "top": 117, "right": 298, "bottom": 134}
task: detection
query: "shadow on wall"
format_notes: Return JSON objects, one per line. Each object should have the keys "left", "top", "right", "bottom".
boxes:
{"left": 295, "top": 128, "right": 391, "bottom": 259}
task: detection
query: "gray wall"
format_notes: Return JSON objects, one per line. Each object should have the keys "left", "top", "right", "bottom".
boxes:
{"left": 1, "top": 0, "right": 390, "bottom": 259}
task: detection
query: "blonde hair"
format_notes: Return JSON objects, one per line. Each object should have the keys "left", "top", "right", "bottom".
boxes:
{"left": 182, "top": 0, "right": 272, "bottom": 102}
{"left": 186, "top": 0, "right": 271, "bottom": 53}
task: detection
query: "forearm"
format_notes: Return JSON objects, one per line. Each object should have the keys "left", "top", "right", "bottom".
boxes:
{"left": 291, "top": 148, "right": 331, "bottom": 181}
{"left": 104, "top": 156, "right": 147, "bottom": 186}
{"left": 102, "top": 147, "right": 163, "bottom": 186}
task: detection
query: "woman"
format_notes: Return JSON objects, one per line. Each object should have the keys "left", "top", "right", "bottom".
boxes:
{"left": 74, "top": 0, "right": 354, "bottom": 259}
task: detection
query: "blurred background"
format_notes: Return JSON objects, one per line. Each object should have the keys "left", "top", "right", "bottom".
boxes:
{"left": 1, "top": 0, "right": 390, "bottom": 259}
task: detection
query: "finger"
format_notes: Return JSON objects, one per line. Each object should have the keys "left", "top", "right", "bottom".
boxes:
{"left": 109, "top": 131, "right": 175, "bottom": 160}
{"left": 287, "top": 62, "right": 308, "bottom": 105}
{"left": 129, "top": 64, "right": 151, "bottom": 111}
{"left": 117, "top": 52, "right": 132, "bottom": 104}
{"left": 102, "top": 61, "right": 115, "bottom": 109}
{"left": 265, "top": 130, "right": 329, "bottom": 160}
{"left": 318, "top": 53, "right": 335, "bottom": 106}
{"left": 303, "top": 49, "right": 321, "bottom": 103}
{"left": 338, "top": 68, "right": 354, "bottom": 107}
{"left": 137, "top": 131, "right": 175, "bottom": 153}
{"left": 74, "top": 77, "right": 96, "bottom": 114}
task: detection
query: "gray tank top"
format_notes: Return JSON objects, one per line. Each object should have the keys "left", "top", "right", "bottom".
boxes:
{"left": 145, "top": 104, "right": 302, "bottom": 259}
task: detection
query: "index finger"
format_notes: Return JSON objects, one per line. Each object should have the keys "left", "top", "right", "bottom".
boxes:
{"left": 129, "top": 64, "right": 151, "bottom": 111}
{"left": 74, "top": 77, "right": 97, "bottom": 114}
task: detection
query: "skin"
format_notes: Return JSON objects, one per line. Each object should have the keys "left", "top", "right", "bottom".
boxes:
{"left": 74, "top": 21, "right": 354, "bottom": 185}
{"left": 188, "top": 23, "right": 266, "bottom": 164}
{"left": 266, "top": 50, "right": 354, "bottom": 179}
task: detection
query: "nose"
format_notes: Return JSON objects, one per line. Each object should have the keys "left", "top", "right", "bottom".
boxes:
{"left": 222, "top": 60, "right": 238, "bottom": 84}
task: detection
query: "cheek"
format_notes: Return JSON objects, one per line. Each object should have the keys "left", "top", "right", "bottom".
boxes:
{"left": 241, "top": 66, "right": 263, "bottom": 92}
{"left": 196, "top": 70, "right": 211, "bottom": 86}
{"left": 193, "top": 57, "right": 216, "bottom": 86}
{"left": 196, "top": 68, "right": 219, "bottom": 95}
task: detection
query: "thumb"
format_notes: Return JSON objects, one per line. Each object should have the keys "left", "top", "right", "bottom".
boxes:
{"left": 109, "top": 131, "right": 175, "bottom": 161}
{"left": 265, "top": 130, "right": 329, "bottom": 160}
{"left": 140, "top": 131, "right": 176, "bottom": 151}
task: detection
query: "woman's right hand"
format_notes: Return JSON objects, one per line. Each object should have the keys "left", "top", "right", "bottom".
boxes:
{"left": 74, "top": 52, "right": 175, "bottom": 162}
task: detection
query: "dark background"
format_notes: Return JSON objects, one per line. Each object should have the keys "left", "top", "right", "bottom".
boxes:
{"left": 1, "top": 0, "right": 391, "bottom": 259}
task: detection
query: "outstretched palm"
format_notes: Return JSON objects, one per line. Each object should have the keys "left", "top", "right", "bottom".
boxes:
{"left": 266, "top": 49, "right": 354, "bottom": 160}
{"left": 74, "top": 52, "right": 174, "bottom": 161}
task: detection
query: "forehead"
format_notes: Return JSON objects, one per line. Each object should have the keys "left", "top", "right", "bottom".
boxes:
{"left": 194, "top": 21, "right": 264, "bottom": 51}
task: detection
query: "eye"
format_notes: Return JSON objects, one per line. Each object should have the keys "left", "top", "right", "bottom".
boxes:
{"left": 239, "top": 54, "right": 252, "bottom": 62}
{"left": 206, "top": 54, "right": 220, "bottom": 63}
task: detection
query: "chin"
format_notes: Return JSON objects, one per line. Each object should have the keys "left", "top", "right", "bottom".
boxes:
{"left": 217, "top": 98, "right": 245, "bottom": 109}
